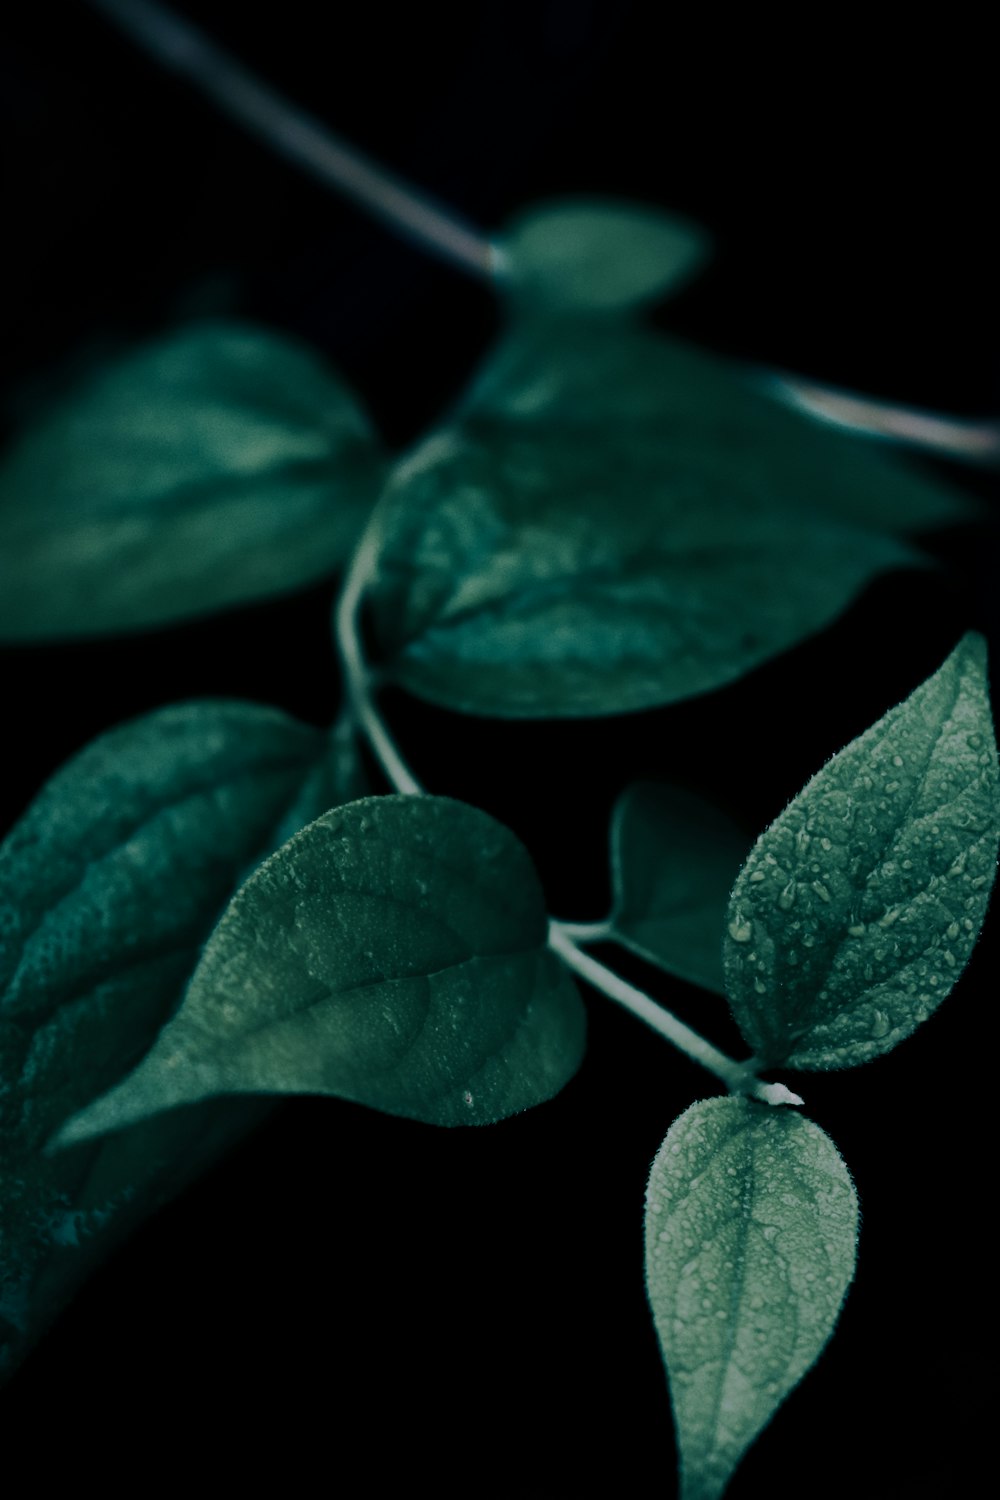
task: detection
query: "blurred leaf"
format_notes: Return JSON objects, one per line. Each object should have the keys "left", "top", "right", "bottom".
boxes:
{"left": 646, "top": 1098, "right": 858, "bottom": 1500}
{"left": 610, "top": 784, "right": 750, "bottom": 994}
{"left": 0, "top": 321, "right": 383, "bottom": 638}
{"left": 58, "top": 796, "right": 586, "bottom": 1140}
{"left": 1, "top": 699, "right": 366, "bottom": 1377}
{"left": 500, "top": 198, "right": 710, "bottom": 313}
{"left": 724, "top": 633, "right": 999, "bottom": 1067}
{"left": 464, "top": 319, "right": 979, "bottom": 534}
{"left": 369, "top": 419, "right": 914, "bottom": 717}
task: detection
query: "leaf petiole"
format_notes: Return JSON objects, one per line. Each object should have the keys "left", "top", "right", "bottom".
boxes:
{"left": 547, "top": 923, "right": 802, "bottom": 1107}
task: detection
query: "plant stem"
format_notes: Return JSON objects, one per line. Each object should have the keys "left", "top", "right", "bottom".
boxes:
{"left": 89, "top": 0, "right": 996, "bottom": 465}
{"left": 334, "top": 514, "right": 425, "bottom": 797}
{"left": 334, "top": 560, "right": 801, "bottom": 1107}
{"left": 84, "top": 0, "right": 500, "bottom": 280}
{"left": 548, "top": 924, "right": 802, "bottom": 1107}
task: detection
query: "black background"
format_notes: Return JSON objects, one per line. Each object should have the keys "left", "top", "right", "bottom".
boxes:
{"left": 1, "top": 4, "right": 996, "bottom": 1494}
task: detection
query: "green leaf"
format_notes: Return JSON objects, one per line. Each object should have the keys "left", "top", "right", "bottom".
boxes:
{"left": 724, "top": 632, "right": 999, "bottom": 1068}
{"left": 369, "top": 419, "right": 914, "bottom": 717}
{"left": 1, "top": 699, "right": 364, "bottom": 1377}
{"left": 610, "top": 784, "right": 750, "bottom": 994}
{"left": 499, "top": 198, "right": 711, "bottom": 313}
{"left": 463, "top": 319, "right": 978, "bottom": 536}
{"left": 646, "top": 1097, "right": 858, "bottom": 1500}
{"left": 57, "top": 796, "right": 586, "bottom": 1140}
{"left": 0, "top": 321, "right": 383, "bottom": 639}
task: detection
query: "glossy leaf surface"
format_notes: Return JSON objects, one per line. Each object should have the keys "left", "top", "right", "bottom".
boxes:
{"left": 724, "top": 633, "right": 999, "bottom": 1067}
{"left": 0, "top": 321, "right": 383, "bottom": 638}
{"left": 59, "top": 796, "right": 586, "bottom": 1139}
{"left": 646, "top": 1098, "right": 858, "bottom": 1500}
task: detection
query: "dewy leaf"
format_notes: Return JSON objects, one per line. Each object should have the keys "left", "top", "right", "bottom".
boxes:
{"left": 724, "top": 632, "right": 999, "bottom": 1068}
{"left": 58, "top": 796, "right": 586, "bottom": 1140}
{"left": 369, "top": 420, "right": 914, "bottom": 718}
{"left": 610, "top": 784, "right": 751, "bottom": 995}
{"left": 499, "top": 198, "right": 711, "bottom": 313}
{"left": 0, "top": 320, "right": 384, "bottom": 639}
{"left": 646, "top": 1097, "right": 858, "bottom": 1500}
{"left": 0, "top": 699, "right": 365, "bottom": 1377}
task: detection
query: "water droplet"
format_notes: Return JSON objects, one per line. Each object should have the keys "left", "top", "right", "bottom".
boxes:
{"left": 796, "top": 828, "right": 811, "bottom": 855}
{"left": 946, "top": 921, "right": 960, "bottom": 940}
{"left": 729, "top": 917, "right": 753, "bottom": 943}
{"left": 971, "top": 875, "right": 989, "bottom": 890}
{"left": 462, "top": 1091, "right": 474, "bottom": 1107}
{"left": 871, "top": 1010, "right": 890, "bottom": 1038}
{"left": 892, "top": 754, "right": 904, "bottom": 767}
{"left": 750, "top": 870, "right": 766, "bottom": 883}
{"left": 885, "top": 781, "right": 901, "bottom": 794}
{"left": 820, "top": 837, "right": 832, "bottom": 852}
{"left": 754, "top": 977, "right": 767, "bottom": 994}
{"left": 811, "top": 881, "right": 832, "bottom": 903}
{"left": 968, "top": 733, "right": 984, "bottom": 750}
{"left": 879, "top": 905, "right": 902, "bottom": 928}
{"left": 943, "top": 950, "right": 956, "bottom": 968}
{"left": 847, "top": 923, "right": 866, "bottom": 938}
{"left": 777, "top": 880, "right": 796, "bottom": 911}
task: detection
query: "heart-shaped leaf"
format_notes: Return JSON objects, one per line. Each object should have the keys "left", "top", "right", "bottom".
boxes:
{"left": 1, "top": 699, "right": 364, "bottom": 1377}
{"left": 57, "top": 796, "right": 587, "bottom": 1140}
{"left": 369, "top": 419, "right": 914, "bottom": 717}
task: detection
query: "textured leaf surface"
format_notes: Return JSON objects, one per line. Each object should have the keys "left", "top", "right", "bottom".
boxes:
{"left": 500, "top": 198, "right": 710, "bottom": 312}
{"left": 0, "top": 321, "right": 383, "bottom": 638}
{"left": 59, "top": 796, "right": 586, "bottom": 1139}
{"left": 610, "top": 784, "right": 750, "bottom": 994}
{"left": 0, "top": 700, "right": 363, "bottom": 1376}
{"left": 646, "top": 1098, "right": 858, "bottom": 1500}
{"left": 724, "top": 633, "right": 999, "bottom": 1067}
{"left": 370, "top": 420, "right": 913, "bottom": 717}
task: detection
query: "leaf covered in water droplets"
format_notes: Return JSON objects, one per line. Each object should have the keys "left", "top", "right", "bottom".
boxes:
{"left": 724, "top": 632, "right": 999, "bottom": 1068}
{"left": 646, "top": 1098, "right": 858, "bottom": 1500}
{"left": 1, "top": 699, "right": 365, "bottom": 1377}
{"left": 57, "top": 796, "right": 586, "bottom": 1141}
{"left": 499, "top": 197, "right": 711, "bottom": 313}
{"left": 609, "top": 783, "right": 750, "bottom": 995}
{"left": 0, "top": 320, "right": 384, "bottom": 638}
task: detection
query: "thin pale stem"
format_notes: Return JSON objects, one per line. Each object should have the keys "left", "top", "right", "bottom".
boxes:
{"left": 85, "top": 0, "right": 500, "bottom": 280}
{"left": 548, "top": 922, "right": 803, "bottom": 1107}
{"left": 90, "top": 0, "right": 993, "bottom": 466}
{"left": 334, "top": 515, "right": 424, "bottom": 797}
{"left": 553, "top": 919, "right": 614, "bottom": 943}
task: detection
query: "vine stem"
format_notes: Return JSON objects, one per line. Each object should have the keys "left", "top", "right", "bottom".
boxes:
{"left": 547, "top": 924, "right": 802, "bottom": 1107}
{"left": 85, "top": 0, "right": 996, "bottom": 464}
{"left": 84, "top": 0, "right": 500, "bottom": 280}
{"left": 333, "top": 553, "right": 801, "bottom": 1108}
